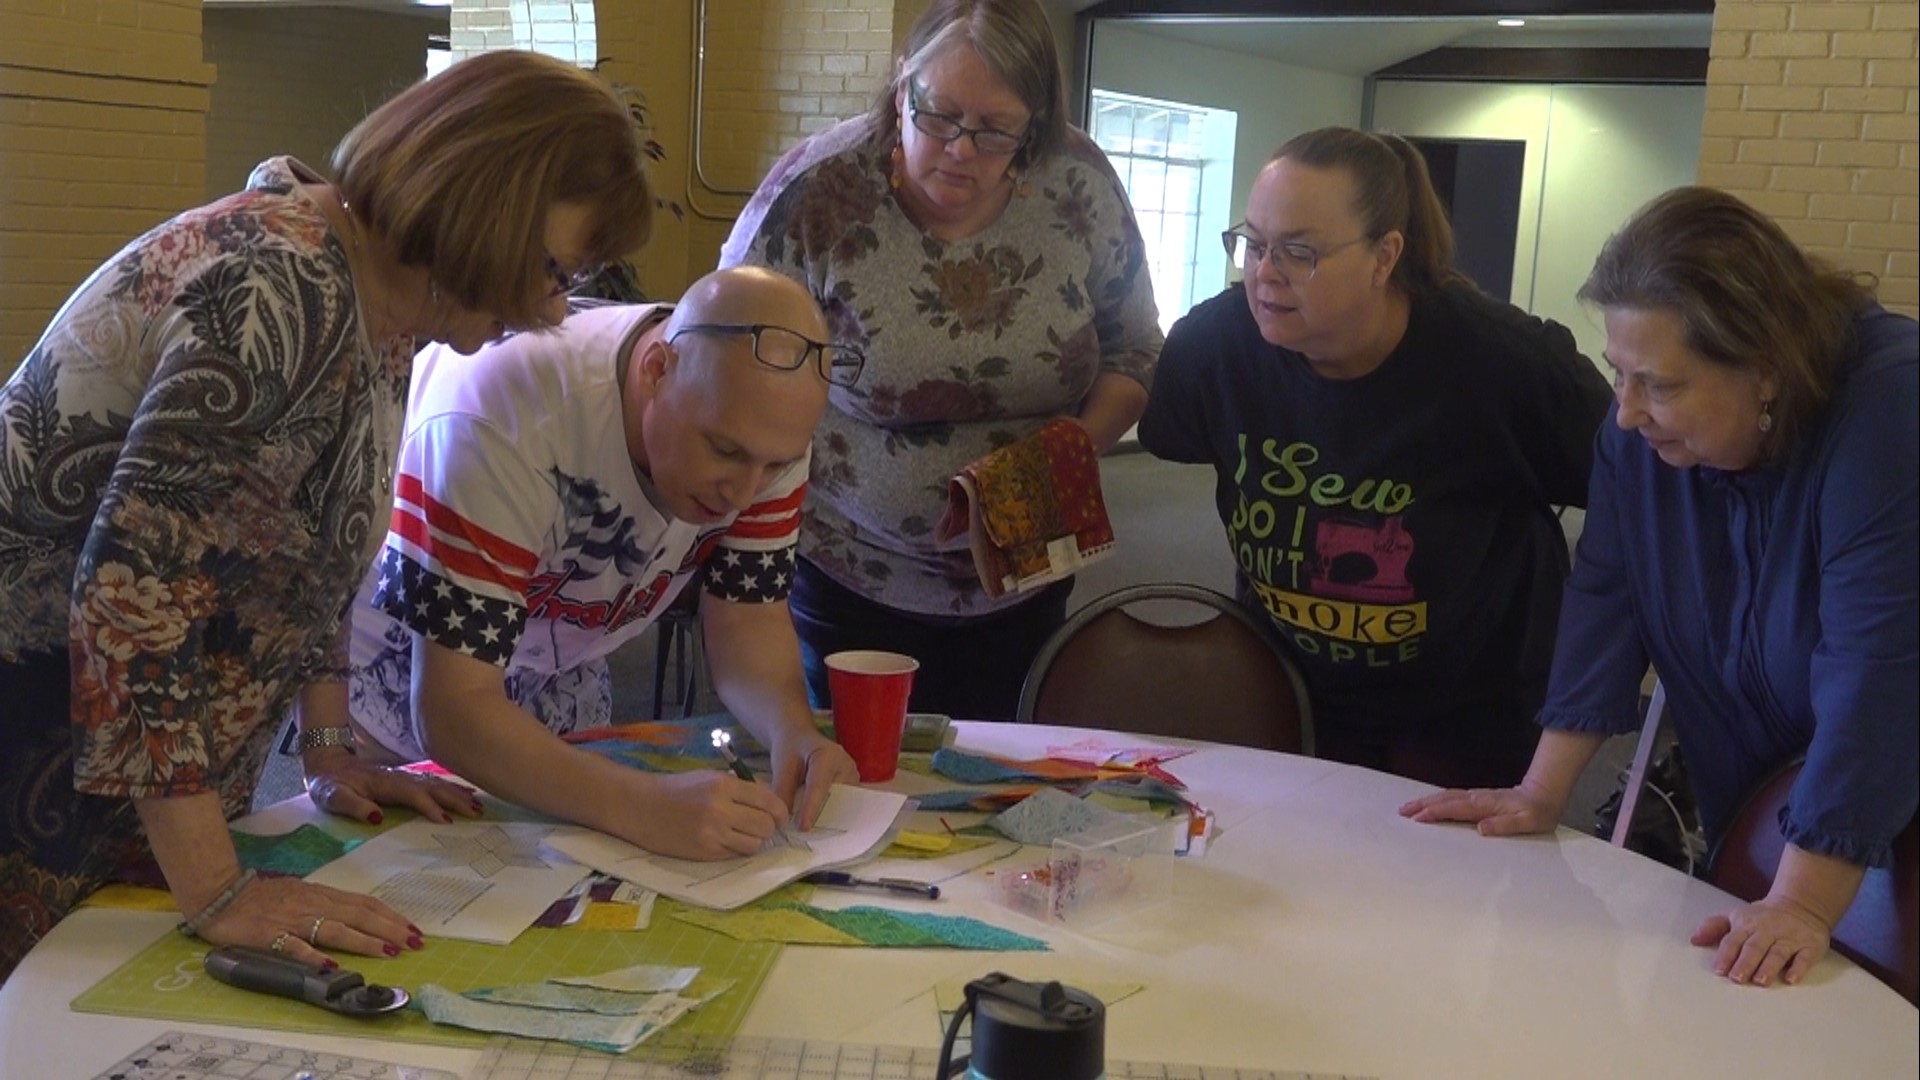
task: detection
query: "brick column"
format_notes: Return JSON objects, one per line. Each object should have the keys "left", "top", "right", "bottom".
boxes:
{"left": 1700, "top": 1, "right": 1919, "bottom": 316}
{"left": 0, "top": 0, "right": 215, "bottom": 370}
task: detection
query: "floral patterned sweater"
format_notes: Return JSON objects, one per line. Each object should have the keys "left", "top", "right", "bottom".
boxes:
{"left": 720, "top": 118, "right": 1162, "bottom": 617}
{"left": 0, "top": 157, "right": 408, "bottom": 814}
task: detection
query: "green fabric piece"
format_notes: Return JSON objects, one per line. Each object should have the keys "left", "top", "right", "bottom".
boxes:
{"left": 230, "top": 824, "right": 360, "bottom": 876}
{"left": 770, "top": 902, "right": 1048, "bottom": 952}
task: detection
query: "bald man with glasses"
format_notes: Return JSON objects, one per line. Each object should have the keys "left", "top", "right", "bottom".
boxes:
{"left": 319, "top": 267, "right": 861, "bottom": 861}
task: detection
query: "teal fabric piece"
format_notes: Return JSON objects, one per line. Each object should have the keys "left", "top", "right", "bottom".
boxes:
{"left": 230, "top": 824, "right": 361, "bottom": 876}
{"left": 931, "top": 748, "right": 1042, "bottom": 784}
{"left": 769, "top": 902, "right": 1048, "bottom": 952}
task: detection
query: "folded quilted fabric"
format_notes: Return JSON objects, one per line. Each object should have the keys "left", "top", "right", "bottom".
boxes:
{"left": 935, "top": 417, "right": 1115, "bottom": 598}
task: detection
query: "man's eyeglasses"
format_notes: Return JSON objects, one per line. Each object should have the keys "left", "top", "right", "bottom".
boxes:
{"left": 669, "top": 322, "right": 867, "bottom": 388}
{"left": 906, "top": 85, "right": 1027, "bottom": 157}
{"left": 1221, "top": 227, "right": 1370, "bottom": 281}
{"left": 546, "top": 255, "right": 602, "bottom": 297}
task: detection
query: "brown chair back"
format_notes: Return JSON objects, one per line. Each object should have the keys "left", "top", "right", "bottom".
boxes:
{"left": 1016, "top": 584, "right": 1313, "bottom": 755}
{"left": 1707, "top": 758, "right": 1919, "bottom": 1005}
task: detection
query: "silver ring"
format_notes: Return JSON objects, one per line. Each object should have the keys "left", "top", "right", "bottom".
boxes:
{"left": 269, "top": 931, "right": 292, "bottom": 953}
{"left": 307, "top": 916, "right": 326, "bottom": 945}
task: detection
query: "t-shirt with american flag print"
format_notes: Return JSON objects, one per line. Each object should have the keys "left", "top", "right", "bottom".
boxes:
{"left": 348, "top": 303, "right": 807, "bottom": 690}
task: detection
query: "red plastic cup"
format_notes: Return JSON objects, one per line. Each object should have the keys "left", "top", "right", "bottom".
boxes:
{"left": 825, "top": 650, "right": 920, "bottom": 783}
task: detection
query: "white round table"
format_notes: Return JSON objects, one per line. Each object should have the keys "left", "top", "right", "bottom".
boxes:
{"left": 3, "top": 722, "right": 1914, "bottom": 1078}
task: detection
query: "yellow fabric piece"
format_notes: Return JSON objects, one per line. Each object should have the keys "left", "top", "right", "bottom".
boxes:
{"left": 80, "top": 884, "right": 177, "bottom": 912}
{"left": 671, "top": 907, "right": 864, "bottom": 946}
{"left": 881, "top": 832, "right": 995, "bottom": 860}
{"left": 579, "top": 901, "right": 641, "bottom": 931}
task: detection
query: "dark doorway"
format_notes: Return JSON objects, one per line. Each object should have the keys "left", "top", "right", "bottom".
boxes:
{"left": 1406, "top": 137, "right": 1527, "bottom": 303}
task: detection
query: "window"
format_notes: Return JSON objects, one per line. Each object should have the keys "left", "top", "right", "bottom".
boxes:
{"left": 1089, "top": 91, "right": 1236, "bottom": 333}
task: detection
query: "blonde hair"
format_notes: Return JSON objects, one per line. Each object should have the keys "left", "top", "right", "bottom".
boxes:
{"left": 1273, "top": 127, "right": 1469, "bottom": 298}
{"left": 866, "top": 0, "right": 1069, "bottom": 170}
{"left": 333, "top": 50, "right": 655, "bottom": 328}
{"left": 1579, "top": 186, "right": 1875, "bottom": 456}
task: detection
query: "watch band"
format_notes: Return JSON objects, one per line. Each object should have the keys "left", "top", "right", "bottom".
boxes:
{"left": 295, "top": 726, "right": 357, "bottom": 753}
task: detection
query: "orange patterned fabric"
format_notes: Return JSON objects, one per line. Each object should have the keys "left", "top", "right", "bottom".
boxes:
{"left": 937, "top": 419, "right": 1115, "bottom": 598}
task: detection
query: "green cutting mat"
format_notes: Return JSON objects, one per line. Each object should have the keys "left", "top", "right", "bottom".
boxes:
{"left": 71, "top": 906, "right": 779, "bottom": 1054}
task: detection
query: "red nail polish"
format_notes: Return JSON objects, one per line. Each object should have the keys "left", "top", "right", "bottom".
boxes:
{"left": 407, "top": 935, "right": 423, "bottom": 950}
{"left": 408, "top": 923, "right": 422, "bottom": 935}
{"left": 368, "top": 810, "right": 384, "bottom": 825}
{"left": 321, "top": 959, "right": 339, "bottom": 972}
{"left": 384, "top": 943, "right": 399, "bottom": 956}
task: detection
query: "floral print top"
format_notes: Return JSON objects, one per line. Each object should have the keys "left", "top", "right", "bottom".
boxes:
{"left": 0, "top": 157, "right": 409, "bottom": 810}
{"left": 721, "top": 118, "right": 1161, "bottom": 618}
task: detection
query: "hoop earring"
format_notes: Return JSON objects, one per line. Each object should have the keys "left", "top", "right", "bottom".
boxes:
{"left": 1757, "top": 399, "right": 1775, "bottom": 434}
{"left": 889, "top": 143, "right": 904, "bottom": 191}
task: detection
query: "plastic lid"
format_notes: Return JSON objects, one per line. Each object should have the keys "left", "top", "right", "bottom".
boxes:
{"left": 969, "top": 976, "right": 1105, "bottom": 1080}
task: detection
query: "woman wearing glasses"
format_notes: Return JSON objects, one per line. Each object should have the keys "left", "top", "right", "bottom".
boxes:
{"left": 338, "top": 267, "right": 859, "bottom": 862}
{"left": 0, "top": 50, "right": 654, "bottom": 980}
{"left": 1139, "top": 127, "right": 1611, "bottom": 788}
{"left": 721, "top": 0, "right": 1162, "bottom": 720}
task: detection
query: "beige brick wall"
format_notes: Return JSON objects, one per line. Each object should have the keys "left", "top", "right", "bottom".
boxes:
{"left": 0, "top": 0, "right": 214, "bottom": 371}
{"left": 1701, "top": 0, "right": 1919, "bottom": 316}
{"left": 204, "top": 8, "right": 438, "bottom": 203}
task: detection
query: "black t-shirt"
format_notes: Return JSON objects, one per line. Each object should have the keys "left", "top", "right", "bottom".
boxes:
{"left": 1139, "top": 283, "right": 1611, "bottom": 756}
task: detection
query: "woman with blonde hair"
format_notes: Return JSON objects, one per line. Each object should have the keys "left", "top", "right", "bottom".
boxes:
{"left": 720, "top": 0, "right": 1162, "bottom": 719}
{"left": 1404, "top": 187, "right": 1917, "bottom": 990}
{"left": 0, "top": 49, "right": 655, "bottom": 981}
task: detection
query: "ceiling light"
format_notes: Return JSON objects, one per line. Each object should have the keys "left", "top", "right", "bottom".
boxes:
{"left": 1497, "top": 18, "right": 1526, "bottom": 27}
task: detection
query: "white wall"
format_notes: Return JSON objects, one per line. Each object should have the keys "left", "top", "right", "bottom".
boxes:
{"left": 1371, "top": 80, "right": 1705, "bottom": 365}
{"left": 1091, "top": 21, "right": 1364, "bottom": 302}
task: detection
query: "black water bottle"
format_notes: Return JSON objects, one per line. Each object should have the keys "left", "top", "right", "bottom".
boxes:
{"left": 938, "top": 972, "right": 1106, "bottom": 1080}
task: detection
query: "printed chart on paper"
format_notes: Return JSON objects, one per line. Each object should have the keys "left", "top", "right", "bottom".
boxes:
{"left": 473, "top": 1034, "right": 1376, "bottom": 1079}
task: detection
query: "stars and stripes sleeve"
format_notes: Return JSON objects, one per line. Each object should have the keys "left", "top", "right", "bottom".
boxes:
{"left": 702, "top": 452, "right": 808, "bottom": 604}
{"left": 370, "top": 416, "right": 550, "bottom": 666}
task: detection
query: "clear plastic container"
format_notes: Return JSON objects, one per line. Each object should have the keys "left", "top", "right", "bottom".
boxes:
{"left": 994, "top": 816, "right": 1172, "bottom": 929}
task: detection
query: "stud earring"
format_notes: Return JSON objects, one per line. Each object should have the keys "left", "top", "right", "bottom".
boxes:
{"left": 1757, "top": 399, "right": 1775, "bottom": 434}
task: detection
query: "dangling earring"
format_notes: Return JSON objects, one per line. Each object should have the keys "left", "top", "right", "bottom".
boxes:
{"left": 889, "top": 143, "right": 905, "bottom": 191}
{"left": 1008, "top": 166, "right": 1032, "bottom": 198}
{"left": 1757, "top": 399, "right": 1775, "bottom": 434}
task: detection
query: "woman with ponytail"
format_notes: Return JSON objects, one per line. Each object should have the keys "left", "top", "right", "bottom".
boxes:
{"left": 1140, "top": 126, "right": 1610, "bottom": 788}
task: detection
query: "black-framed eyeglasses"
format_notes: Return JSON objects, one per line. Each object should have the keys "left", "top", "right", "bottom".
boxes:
{"left": 907, "top": 84, "right": 1028, "bottom": 157}
{"left": 1221, "top": 226, "right": 1369, "bottom": 281}
{"left": 669, "top": 322, "right": 867, "bottom": 388}
{"left": 546, "top": 254, "right": 602, "bottom": 298}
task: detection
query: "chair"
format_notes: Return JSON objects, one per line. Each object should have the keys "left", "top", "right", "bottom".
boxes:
{"left": 1706, "top": 757, "right": 1919, "bottom": 1005}
{"left": 649, "top": 588, "right": 704, "bottom": 720}
{"left": 1015, "top": 583, "right": 1313, "bottom": 755}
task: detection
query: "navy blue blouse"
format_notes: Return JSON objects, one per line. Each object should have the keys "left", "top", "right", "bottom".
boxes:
{"left": 1542, "top": 306, "right": 1918, "bottom": 866}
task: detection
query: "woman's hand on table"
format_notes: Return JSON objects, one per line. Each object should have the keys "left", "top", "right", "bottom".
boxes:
{"left": 771, "top": 734, "right": 859, "bottom": 830}
{"left": 1692, "top": 897, "right": 1831, "bottom": 987}
{"left": 303, "top": 749, "right": 483, "bottom": 826}
{"left": 1397, "top": 784, "right": 1561, "bottom": 836}
{"left": 201, "top": 875, "right": 422, "bottom": 969}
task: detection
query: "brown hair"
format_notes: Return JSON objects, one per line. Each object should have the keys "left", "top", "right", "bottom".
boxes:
{"left": 1578, "top": 186, "right": 1875, "bottom": 456}
{"left": 1272, "top": 127, "right": 1467, "bottom": 297}
{"left": 865, "top": 0, "right": 1070, "bottom": 171}
{"left": 332, "top": 50, "right": 655, "bottom": 328}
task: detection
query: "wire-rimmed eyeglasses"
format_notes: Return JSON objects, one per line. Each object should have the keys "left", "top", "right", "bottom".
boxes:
{"left": 546, "top": 255, "right": 602, "bottom": 298}
{"left": 1221, "top": 226, "right": 1369, "bottom": 281}
{"left": 669, "top": 322, "right": 867, "bottom": 388}
{"left": 906, "top": 84, "right": 1028, "bottom": 157}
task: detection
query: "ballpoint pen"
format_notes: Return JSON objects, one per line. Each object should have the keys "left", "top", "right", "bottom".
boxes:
{"left": 801, "top": 870, "right": 941, "bottom": 900}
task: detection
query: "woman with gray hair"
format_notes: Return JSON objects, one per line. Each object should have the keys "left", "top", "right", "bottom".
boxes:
{"left": 1404, "top": 186, "right": 1917, "bottom": 991}
{"left": 721, "top": 0, "right": 1161, "bottom": 719}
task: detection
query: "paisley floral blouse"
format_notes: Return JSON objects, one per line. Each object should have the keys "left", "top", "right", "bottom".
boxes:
{"left": 721, "top": 118, "right": 1162, "bottom": 618}
{"left": 0, "top": 157, "right": 408, "bottom": 812}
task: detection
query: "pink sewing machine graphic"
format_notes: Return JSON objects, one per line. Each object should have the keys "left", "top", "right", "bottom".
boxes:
{"left": 1310, "top": 516, "right": 1415, "bottom": 604}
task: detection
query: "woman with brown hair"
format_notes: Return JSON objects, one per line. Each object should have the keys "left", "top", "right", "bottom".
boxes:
{"left": 1140, "top": 127, "right": 1612, "bottom": 787}
{"left": 719, "top": 0, "right": 1162, "bottom": 720}
{"left": 0, "top": 49, "right": 655, "bottom": 981}
{"left": 1404, "top": 187, "right": 1917, "bottom": 991}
